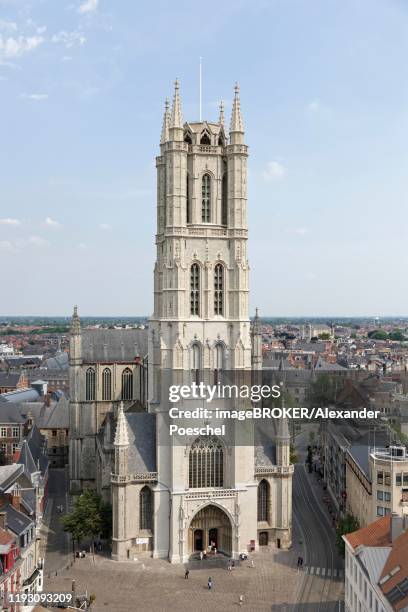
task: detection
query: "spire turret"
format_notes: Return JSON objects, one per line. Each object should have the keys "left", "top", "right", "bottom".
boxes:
{"left": 229, "top": 83, "right": 244, "bottom": 143}
{"left": 253, "top": 307, "right": 261, "bottom": 335}
{"left": 160, "top": 98, "right": 170, "bottom": 144}
{"left": 114, "top": 401, "right": 129, "bottom": 447}
{"left": 170, "top": 79, "right": 183, "bottom": 128}
{"left": 71, "top": 305, "right": 81, "bottom": 335}
{"left": 218, "top": 100, "right": 225, "bottom": 128}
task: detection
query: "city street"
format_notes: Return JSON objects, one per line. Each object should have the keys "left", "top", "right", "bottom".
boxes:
{"left": 39, "top": 469, "right": 72, "bottom": 575}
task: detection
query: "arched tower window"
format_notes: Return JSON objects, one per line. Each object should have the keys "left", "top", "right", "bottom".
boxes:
{"left": 139, "top": 486, "right": 153, "bottom": 531}
{"left": 214, "top": 263, "right": 224, "bottom": 316}
{"left": 189, "top": 437, "right": 224, "bottom": 488}
{"left": 186, "top": 173, "right": 191, "bottom": 224}
{"left": 184, "top": 132, "right": 192, "bottom": 144}
{"left": 201, "top": 174, "right": 211, "bottom": 223}
{"left": 85, "top": 368, "right": 95, "bottom": 401}
{"left": 191, "top": 343, "right": 201, "bottom": 385}
{"left": 190, "top": 263, "right": 200, "bottom": 315}
{"left": 214, "top": 343, "right": 224, "bottom": 385}
{"left": 121, "top": 367, "right": 133, "bottom": 400}
{"left": 200, "top": 132, "right": 211, "bottom": 145}
{"left": 257, "top": 479, "right": 269, "bottom": 522}
{"left": 102, "top": 368, "right": 112, "bottom": 401}
{"left": 222, "top": 172, "right": 228, "bottom": 226}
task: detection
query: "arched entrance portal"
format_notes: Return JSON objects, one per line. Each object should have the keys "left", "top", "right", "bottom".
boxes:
{"left": 189, "top": 505, "right": 232, "bottom": 556}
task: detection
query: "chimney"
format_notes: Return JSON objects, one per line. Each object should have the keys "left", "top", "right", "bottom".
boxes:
{"left": 10, "top": 489, "right": 21, "bottom": 511}
{"left": 391, "top": 512, "right": 403, "bottom": 542}
{"left": 0, "top": 512, "right": 7, "bottom": 530}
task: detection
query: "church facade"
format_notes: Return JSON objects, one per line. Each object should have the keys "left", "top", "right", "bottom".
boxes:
{"left": 69, "top": 81, "right": 293, "bottom": 564}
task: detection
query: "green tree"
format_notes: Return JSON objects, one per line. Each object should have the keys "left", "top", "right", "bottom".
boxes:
{"left": 336, "top": 513, "right": 359, "bottom": 557}
{"left": 62, "top": 489, "right": 108, "bottom": 559}
{"left": 389, "top": 329, "right": 405, "bottom": 341}
{"left": 318, "top": 332, "right": 331, "bottom": 340}
{"left": 368, "top": 329, "right": 388, "bottom": 340}
{"left": 289, "top": 445, "right": 298, "bottom": 464}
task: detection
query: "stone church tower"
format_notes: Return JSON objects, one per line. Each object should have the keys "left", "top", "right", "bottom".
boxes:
{"left": 106, "top": 80, "right": 293, "bottom": 564}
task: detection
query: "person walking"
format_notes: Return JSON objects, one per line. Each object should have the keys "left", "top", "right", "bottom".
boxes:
{"left": 185, "top": 569, "right": 189, "bottom": 579}
{"left": 208, "top": 577, "right": 213, "bottom": 590}
{"left": 200, "top": 551, "right": 203, "bottom": 561}
{"left": 239, "top": 594, "right": 244, "bottom": 606}
{"left": 251, "top": 559, "right": 254, "bottom": 568}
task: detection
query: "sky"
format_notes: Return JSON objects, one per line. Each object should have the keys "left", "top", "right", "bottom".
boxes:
{"left": 1, "top": 0, "right": 408, "bottom": 317}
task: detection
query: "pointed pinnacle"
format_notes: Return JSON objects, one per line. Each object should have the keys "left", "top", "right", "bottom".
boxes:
{"left": 160, "top": 97, "right": 171, "bottom": 144}
{"left": 71, "top": 305, "right": 81, "bottom": 335}
{"left": 170, "top": 78, "right": 183, "bottom": 128}
{"left": 218, "top": 100, "right": 225, "bottom": 127}
{"left": 230, "top": 82, "right": 244, "bottom": 133}
{"left": 114, "top": 401, "right": 129, "bottom": 447}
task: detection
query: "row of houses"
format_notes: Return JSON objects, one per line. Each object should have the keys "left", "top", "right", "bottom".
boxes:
{"left": 0, "top": 424, "right": 49, "bottom": 610}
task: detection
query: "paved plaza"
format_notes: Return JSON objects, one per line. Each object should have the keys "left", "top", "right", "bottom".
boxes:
{"left": 44, "top": 546, "right": 306, "bottom": 611}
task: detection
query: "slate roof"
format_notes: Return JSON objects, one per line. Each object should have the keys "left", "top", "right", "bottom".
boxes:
{"left": 348, "top": 430, "right": 393, "bottom": 478}
{"left": 254, "top": 423, "right": 276, "bottom": 466}
{"left": 314, "top": 357, "right": 347, "bottom": 371}
{"left": 18, "top": 425, "right": 49, "bottom": 478}
{"left": 43, "top": 352, "right": 68, "bottom": 370}
{"left": 0, "top": 464, "right": 24, "bottom": 493}
{"left": 126, "top": 413, "right": 156, "bottom": 473}
{"left": 82, "top": 328, "right": 148, "bottom": 362}
{"left": 0, "top": 372, "right": 20, "bottom": 388}
{"left": 0, "top": 402, "right": 27, "bottom": 424}
{"left": 0, "top": 388, "right": 40, "bottom": 403}
{"left": 0, "top": 503, "right": 33, "bottom": 536}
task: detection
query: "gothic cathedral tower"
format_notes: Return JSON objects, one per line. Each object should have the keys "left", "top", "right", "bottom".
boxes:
{"left": 148, "top": 81, "right": 260, "bottom": 563}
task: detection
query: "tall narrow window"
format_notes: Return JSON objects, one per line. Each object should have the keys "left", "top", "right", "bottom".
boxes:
{"left": 214, "top": 343, "right": 224, "bottom": 385}
{"left": 190, "top": 263, "right": 200, "bottom": 315}
{"left": 85, "top": 368, "right": 95, "bottom": 401}
{"left": 222, "top": 173, "right": 228, "bottom": 225}
{"left": 102, "top": 368, "right": 112, "bottom": 401}
{"left": 139, "top": 486, "right": 153, "bottom": 531}
{"left": 189, "top": 437, "right": 224, "bottom": 488}
{"left": 191, "top": 343, "right": 201, "bottom": 385}
{"left": 186, "top": 173, "right": 191, "bottom": 224}
{"left": 257, "top": 479, "right": 269, "bottom": 522}
{"left": 201, "top": 174, "right": 211, "bottom": 223}
{"left": 214, "top": 263, "right": 224, "bottom": 315}
{"left": 121, "top": 367, "right": 133, "bottom": 400}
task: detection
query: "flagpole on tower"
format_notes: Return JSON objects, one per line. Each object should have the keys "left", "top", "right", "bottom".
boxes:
{"left": 199, "top": 56, "right": 202, "bottom": 121}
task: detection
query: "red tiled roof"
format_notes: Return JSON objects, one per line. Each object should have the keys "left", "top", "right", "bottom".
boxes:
{"left": 344, "top": 515, "right": 391, "bottom": 549}
{"left": 379, "top": 529, "right": 408, "bottom": 611}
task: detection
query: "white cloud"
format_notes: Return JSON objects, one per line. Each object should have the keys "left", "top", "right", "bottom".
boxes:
{"left": 62, "top": 55, "right": 72, "bottom": 62}
{"left": 0, "top": 217, "right": 20, "bottom": 226}
{"left": 78, "top": 242, "right": 87, "bottom": 249}
{"left": 52, "top": 30, "right": 86, "bottom": 48}
{"left": 29, "top": 235, "right": 48, "bottom": 247}
{"left": 45, "top": 216, "right": 60, "bottom": 227}
{"left": 0, "top": 240, "right": 18, "bottom": 253}
{"left": 78, "top": 0, "right": 99, "bottom": 14}
{"left": 99, "top": 223, "right": 111, "bottom": 231}
{"left": 262, "top": 161, "right": 286, "bottom": 182}
{"left": 0, "top": 21, "right": 18, "bottom": 32}
{"left": 292, "top": 228, "right": 308, "bottom": 235}
{"left": 0, "top": 34, "right": 44, "bottom": 59}
{"left": 20, "top": 93, "right": 48, "bottom": 100}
